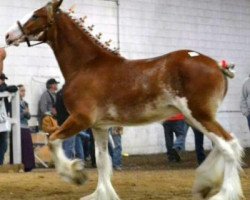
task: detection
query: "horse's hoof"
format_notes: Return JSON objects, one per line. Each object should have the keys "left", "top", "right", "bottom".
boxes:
{"left": 71, "top": 159, "right": 88, "bottom": 185}
{"left": 59, "top": 159, "right": 87, "bottom": 185}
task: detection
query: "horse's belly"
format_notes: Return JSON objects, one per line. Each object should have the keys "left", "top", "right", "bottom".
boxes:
{"left": 101, "top": 96, "right": 181, "bottom": 126}
{"left": 128, "top": 104, "right": 180, "bottom": 125}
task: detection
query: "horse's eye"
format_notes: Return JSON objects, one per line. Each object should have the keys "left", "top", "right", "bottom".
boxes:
{"left": 31, "top": 15, "right": 39, "bottom": 20}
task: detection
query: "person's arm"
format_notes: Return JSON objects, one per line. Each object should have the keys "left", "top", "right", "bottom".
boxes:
{"left": 240, "top": 82, "right": 249, "bottom": 116}
{"left": 0, "top": 83, "right": 8, "bottom": 92}
{"left": 23, "top": 101, "right": 31, "bottom": 119}
{"left": 0, "top": 48, "right": 6, "bottom": 75}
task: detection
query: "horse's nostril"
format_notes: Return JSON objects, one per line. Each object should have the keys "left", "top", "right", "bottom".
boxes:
{"left": 5, "top": 34, "right": 9, "bottom": 40}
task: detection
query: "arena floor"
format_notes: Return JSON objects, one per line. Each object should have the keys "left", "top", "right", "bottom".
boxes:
{"left": 0, "top": 149, "right": 249, "bottom": 200}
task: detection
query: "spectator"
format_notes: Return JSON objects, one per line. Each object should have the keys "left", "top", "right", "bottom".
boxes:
{"left": 163, "top": 114, "right": 187, "bottom": 162}
{"left": 38, "top": 78, "right": 59, "bottom": 129}
{"left": 0, "top": 73, "right": 9, "bottom": 165}
{"left": 0, "top": 48, "right": 9, "bottom": 165}
{"left": 17, "top": 84, "right": 35, "bottom": 171}
{"left": 109, "top": 127, "right": 123, "bottom": 171}
{"left": 76, "top": 131, "right": 90, "bottom": 161}
{"left": 192, "top": 128, "right": 206, "bottom": 165}
{"left": 55, "top": 86, "right": 85, "bottom": 160}
{"left": 55, "top": 86, "right": 76, "bottom": 159}
{"left": 81, "top": 131, "right": 91, "bottom": 161}
{"left": 171, "top": 123, "right": 206, "bottom": 165}
{"left": 88, "top": 128, "right": 96, "bottom": 168}
{"left": 240, "top": 75, "right": 250, "bottom": 130}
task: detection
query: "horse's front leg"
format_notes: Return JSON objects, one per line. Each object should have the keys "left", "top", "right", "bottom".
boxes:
{"left": 81, "top": 128, "right": 120, "bottom": 200}
{"left": 49, "top": 115, "right": 90, "bottom": 185}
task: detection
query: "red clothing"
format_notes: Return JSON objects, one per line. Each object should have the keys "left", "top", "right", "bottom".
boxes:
{"left": 166, "top": 114, "right": 184, "bottom": 121}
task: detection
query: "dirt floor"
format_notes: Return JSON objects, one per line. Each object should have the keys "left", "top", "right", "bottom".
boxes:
{"left": 0, "top": 148, "right": 249, "bottom": 200}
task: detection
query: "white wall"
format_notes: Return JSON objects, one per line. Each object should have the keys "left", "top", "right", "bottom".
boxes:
{"left": 0, "top": 0, "right": 249, "bottom": 155}
{"left": 119, "top": 0, "right": 250, "bottom": 154}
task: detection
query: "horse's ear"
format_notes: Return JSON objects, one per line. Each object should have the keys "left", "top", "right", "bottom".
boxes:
{"left": 51, "top": 0, "right": 63, "bottom": 11}
{"left": 47, "top": 0, "right": 63, "bottom": 23}
{"left": 47, "top": 3, "right": 54, "bottom": 23}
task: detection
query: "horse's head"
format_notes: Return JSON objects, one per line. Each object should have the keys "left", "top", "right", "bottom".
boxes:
{"left": 5, "top": 0, "right": 63, "bottom": 47}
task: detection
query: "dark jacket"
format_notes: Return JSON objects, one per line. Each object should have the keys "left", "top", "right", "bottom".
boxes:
{"left": 0, "top": 83, "right": 10, "bottom": 114}
{"left": 55, "top": 88, "right": 69, "bottom": 126}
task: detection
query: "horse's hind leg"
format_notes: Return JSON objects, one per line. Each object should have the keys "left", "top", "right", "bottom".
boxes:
{"left": 189, "top": 119, "right": 244, "bottom": 200}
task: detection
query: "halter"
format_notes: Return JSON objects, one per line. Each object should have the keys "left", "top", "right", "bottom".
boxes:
{"left": 16, "top": 8, "right": 60, "bottom": 47}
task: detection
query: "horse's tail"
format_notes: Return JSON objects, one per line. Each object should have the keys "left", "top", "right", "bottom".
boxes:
{"left": 218, "top": 60, "right": 235, "bottom": 79}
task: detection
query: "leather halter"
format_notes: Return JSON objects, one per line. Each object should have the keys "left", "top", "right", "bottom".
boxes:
{"left": 16, "top": 10, "right": 59, "bottom": 47}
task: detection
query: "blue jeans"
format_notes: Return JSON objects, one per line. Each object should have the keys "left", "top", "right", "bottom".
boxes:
{"left": 192, "top": 127, "right": 206, "bottom": 165}
{"left": 62, "top": 136, "right": 75, "bottom": 159}
{"left": 0, "top": 132, "right": 8, "bottom": 165}
{"left": 163, "top": 120, "right": 187, "bottom": 154}
{"left": 111, "top": 134, "right": 122, "bottom": 168}
{"left": 75, "top": 134, "right": 84, "bottom": 160}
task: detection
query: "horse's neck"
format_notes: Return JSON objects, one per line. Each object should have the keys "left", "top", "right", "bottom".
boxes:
{"left": 49, "top": 12, "right": 105, "bottom": 81}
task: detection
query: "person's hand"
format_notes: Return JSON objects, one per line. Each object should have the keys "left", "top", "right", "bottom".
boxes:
{"left": 51, "top": 107, "right": 57, "bottom": 116}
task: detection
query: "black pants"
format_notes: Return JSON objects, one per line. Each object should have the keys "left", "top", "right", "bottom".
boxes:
{"left": 21, "top": 128, "right": 35, "bottom": 171}
{"left": 191, "top": 127, "right": 206, "bottom": 165}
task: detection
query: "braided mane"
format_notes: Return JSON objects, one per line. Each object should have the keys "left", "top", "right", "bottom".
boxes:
{"left": 64, "top": 11, "right": 121, "bottom": 57}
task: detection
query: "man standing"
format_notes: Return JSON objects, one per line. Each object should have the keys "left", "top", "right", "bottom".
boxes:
{"left": 0, "top": 48, "right": 8, "bottom": 165}
{"left": 109, "top": 127, "right": 123, "bottom": 170}
{"left": 38, "top": 78, "right": 59, "bottom": 128}
{"left": 55, "top": 86, "right": 84, "bottom": 160}
{"left": 163, "top": 114, "right": 187, "bottom": 162}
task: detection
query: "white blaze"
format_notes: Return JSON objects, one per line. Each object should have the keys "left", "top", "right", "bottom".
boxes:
{"left": 6, "top": 11, "right": 34, "bottom": 44}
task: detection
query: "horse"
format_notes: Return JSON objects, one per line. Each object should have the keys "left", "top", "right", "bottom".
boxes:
{"left": 5, "top": 1, "right": 244, "bottom": 199}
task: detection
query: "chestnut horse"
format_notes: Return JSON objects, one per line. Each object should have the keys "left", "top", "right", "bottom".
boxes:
{"left": 5, "top": 1, "right": 244, "bottom": 200}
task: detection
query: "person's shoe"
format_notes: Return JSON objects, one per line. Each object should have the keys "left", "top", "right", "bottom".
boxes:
{"left": 168, "top": 155, "right": 175, "bottom": 162}
{"left": 172, "top": 149, "right": 181, "bottom": 162}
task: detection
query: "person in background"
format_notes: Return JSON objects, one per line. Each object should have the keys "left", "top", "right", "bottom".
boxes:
{"left": 88, "top": 128, "right": 96, "bottom": 168}
{"left": 163, "top": 114, "right": 187, "bottom": 162}
{"left": 165, "top": 119, "right": 206, "bottom": 165}
{"left": 75, "top": 133, "right": 85, "bottom": 160}
{"left": 109, "top": 127, "right": 123, "bottom": 171}
{"left": 55, "top": 86, "right": 84, "bottom": 160}
{"left": 240, "top": 74, "right": 250, "bottom": 131}
{"left": 17, "top": 84, "right": 35, "bottom": 171}
{"left": 0, "top": 47, "right": 9, "bottom": 165}
{"left": 0, "top": 73, "right": 9, "bottom": 165}
{"left": 191, "top": 128, "right": 206, "bottom": 165}
{"left": 38, "top": 78, "right": 59, "bottom": 129}
{"left": 55, "top": 86, "right": 76, "bottom": 159}
{"left": 0, "top": 71, "right": 19, "bottom": 165}
{"left": 75, "top": 130, "right": 90, "bottom": 161}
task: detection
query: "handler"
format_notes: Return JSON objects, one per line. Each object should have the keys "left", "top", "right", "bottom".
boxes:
{"left": 0, "top": 48, "right": 7, "bottom": 165}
